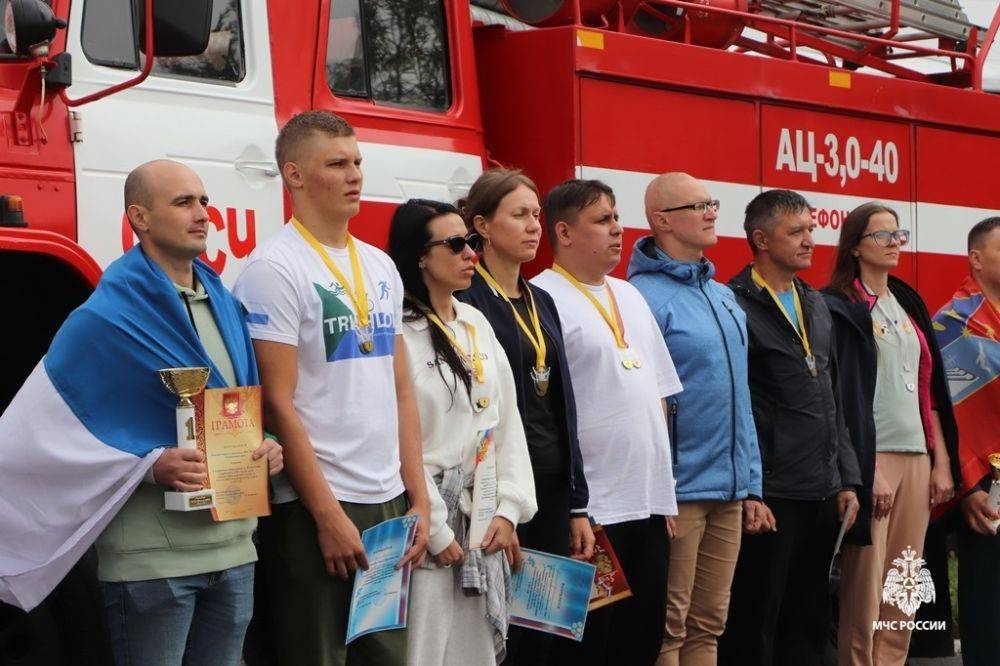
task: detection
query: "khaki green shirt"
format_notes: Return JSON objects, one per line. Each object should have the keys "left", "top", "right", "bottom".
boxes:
{"left": 95, "top": 277, "right": 255, "bottom": 582}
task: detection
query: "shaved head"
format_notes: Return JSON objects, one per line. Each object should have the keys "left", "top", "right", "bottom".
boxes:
{"left": 643, "top": 172, "right": 719, "bottom": 261}
{"left": 124, "top": 159, "right": 194, "bottom": 211}
{"left": 644, "top": 172, "right": 700, "bottom": 225}
{"left": 122, "top": 159, "right": 210, "bottom": 275}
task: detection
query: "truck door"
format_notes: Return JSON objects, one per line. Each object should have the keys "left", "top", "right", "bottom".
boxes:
{"left": 65, "top": 0, "right": 283, "bottom": 284}
{"left": 310, "top": 0, "right": 485, "bottom": 246}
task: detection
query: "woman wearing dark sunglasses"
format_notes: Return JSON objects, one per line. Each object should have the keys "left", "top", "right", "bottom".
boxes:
{"left": 388, "top": 198, "right": 536, "bottom": 665}
{"left": 457, "top": 169, "right": 594, "bottom": 666}
{"left": 823, "top": 202, "right": 959, "bottom": 666}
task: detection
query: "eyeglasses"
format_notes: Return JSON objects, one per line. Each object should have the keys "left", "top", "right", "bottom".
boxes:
{"left": 423, "top": 233, "right": 483, "bottom": 254}
{"left": 659, "top": 200, "right": 721, "bottom": 214}
{"left": 860, "top": 229, "right": 910, "bottom": 247}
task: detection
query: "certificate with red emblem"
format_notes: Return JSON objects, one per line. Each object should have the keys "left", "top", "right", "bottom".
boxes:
{"left": 588, "top": 525, "right": 632, "bottom": 611}
{"left": 194, "top": 386, "right": 270, "bottom": 522}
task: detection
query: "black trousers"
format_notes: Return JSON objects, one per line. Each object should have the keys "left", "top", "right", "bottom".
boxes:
{"left": 554, "top": 515, "right": 671, "bottom": 666}
{"left": 0, "top": 548, "right": 112, "bottom": 666}
{"left": 906, "top": 519, "right": 955, "bottom": 658}
{"left": 719, "top": 496, "right": 839, "bottom": 666}
{"left": 504, "top": 473, "right": 572, "bottom": 666}
{"left": 957, "top": 521, "right": 1000, "bottom": 666}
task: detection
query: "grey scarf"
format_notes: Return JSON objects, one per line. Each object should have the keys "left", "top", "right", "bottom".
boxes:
{"left": 422, "top": 465, "right": 511, "bottom": 661}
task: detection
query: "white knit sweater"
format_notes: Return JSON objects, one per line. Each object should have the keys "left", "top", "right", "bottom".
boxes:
{"left": 403, "top": 299, "right": 537, "bottom": 555}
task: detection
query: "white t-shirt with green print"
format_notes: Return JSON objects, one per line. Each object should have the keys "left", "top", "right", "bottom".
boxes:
{"left": 234, "top": 223, "right": 405, "bottom": 505}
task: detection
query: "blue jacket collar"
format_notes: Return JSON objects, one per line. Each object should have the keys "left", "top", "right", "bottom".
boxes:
{"left": 626, "top": 235, "right": 715, "bottom": 286}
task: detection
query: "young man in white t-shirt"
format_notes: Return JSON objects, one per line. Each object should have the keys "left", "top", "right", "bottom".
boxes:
{"left": 233, "top": 111, "right": 429, "bottom": 666}
{"left": 532, "top": 179, "right": 681, "bottom": 666}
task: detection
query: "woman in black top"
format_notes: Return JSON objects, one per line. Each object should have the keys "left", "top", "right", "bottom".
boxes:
{"left": 458, "top": 168, "right": 593, "bottom": 665}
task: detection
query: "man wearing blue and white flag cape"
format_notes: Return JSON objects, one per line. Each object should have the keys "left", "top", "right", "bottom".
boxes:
{"left": 0, "top": 160, "right": 283, "bottom": 665}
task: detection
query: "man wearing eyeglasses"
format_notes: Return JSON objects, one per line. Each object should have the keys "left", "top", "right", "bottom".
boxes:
{"left": 717, "top": 189, "right": 860, "bottom": 666}
{"left": 627, "top": 172, "right": 767, "bottom": 665}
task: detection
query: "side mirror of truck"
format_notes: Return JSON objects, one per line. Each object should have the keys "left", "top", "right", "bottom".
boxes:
{"left": 4, "top": 0, "right": 67, "bottom": 57}
{"left": 137, "top": 0, "right": 213, "bottom": 58}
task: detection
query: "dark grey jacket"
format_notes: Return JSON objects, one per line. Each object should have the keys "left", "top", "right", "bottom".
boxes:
{"left": 729, "top": 265, "right": 861, "bottom": 501}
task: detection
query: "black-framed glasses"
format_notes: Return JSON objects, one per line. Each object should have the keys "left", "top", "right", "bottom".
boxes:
{"left": 659, "top": 199, "right": 721, "bottom": 214}
{"left": 860, "top": 229, "right": 910, "bottom": 247}
{"left": 423, "top": 233, "right": 483, "bottom": 254}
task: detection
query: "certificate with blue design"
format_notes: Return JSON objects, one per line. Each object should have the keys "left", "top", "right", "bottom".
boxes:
{"left": 346, "top": 514, "right": 418, "bottom": 643}
{"left": 510, "top": 548, "right": 597, "bottom": 641}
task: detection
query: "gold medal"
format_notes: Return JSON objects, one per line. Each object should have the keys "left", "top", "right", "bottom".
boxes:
{"left": 421, "top": 305, "right": 490, "bottom": 416}
{"left": 553, "top": 264, "right": 637, "bottom": 374}
{"left": 475, "top": 264, "right": 551, "bottom": 398}
{"left": 530, "top": 366, "right": 550, "bottom": 397}
{"left": 752, "top": 268, "right": 817, "bottom": 380}
{"left": 292, "top": 218, "right": 374, "bottom": 355}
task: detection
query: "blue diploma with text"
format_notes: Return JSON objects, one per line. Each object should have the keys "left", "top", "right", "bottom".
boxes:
{"left": 346, "top": 514, "right": 419, "bottom": 643}
{"left": 510, "top": 548, "right": 597, "bottom": 641}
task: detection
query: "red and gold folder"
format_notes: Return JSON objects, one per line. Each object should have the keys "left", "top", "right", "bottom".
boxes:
{"left": 588, "top": 524, "right": 632, "bottom": 611}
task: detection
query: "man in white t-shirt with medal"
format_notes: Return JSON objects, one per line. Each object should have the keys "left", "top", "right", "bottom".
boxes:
{"left": 532, "top": 179, "right": 682, "bottom": 666}
{"left": 233, "top": 111, "right": 429, "bottom": 666}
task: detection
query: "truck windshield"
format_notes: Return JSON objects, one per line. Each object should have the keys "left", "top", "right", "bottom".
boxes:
{"left": 327, "top": 0, "right": 451, "bottom": 112}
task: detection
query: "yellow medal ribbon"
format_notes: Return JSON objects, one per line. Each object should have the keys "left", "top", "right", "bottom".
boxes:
{"left": 553, "top": 264, "right": 627, "bottom": 349}
{"left": 475, "top": 263, "right": 548, "bottom": 377}
{"left": 751, "top": 267, "right": 817, "bottom": 376}
{"left": 291, "top": 217, "right": 373, "bottom": 352}
{"left": 424, "top": 310, "right": 485, "bottom": 386}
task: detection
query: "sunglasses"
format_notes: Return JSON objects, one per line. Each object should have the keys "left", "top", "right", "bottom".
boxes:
{"left": 423, "top": 233, "right": 483, "bottom": 254}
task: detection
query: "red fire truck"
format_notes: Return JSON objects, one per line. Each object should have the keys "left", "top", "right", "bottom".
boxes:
{"left": 0, "top": 0, "right": 998, "bottom": 416}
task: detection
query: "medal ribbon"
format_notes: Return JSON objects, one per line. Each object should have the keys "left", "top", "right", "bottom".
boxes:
{"left": 553, "top": 263, "right": 628, "bottom": 349}
{"left": 424, "top": 310, "right": 485, "bottom": 385}
{"left": 475, "top": 263, "right": 547, "bottom": 372}
{"left": 291, "top": 217, "right": 370, "bottom": 330}
{"left": 751, "top": 267, "right": 813, "bottom": 361}
{"left": 863, "top": 282, "right": 911, "bottom": 340}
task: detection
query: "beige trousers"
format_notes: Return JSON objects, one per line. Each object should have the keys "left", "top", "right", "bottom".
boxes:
{"left": 838, "top": 452, "right": 931, "bottom": 666}
{"left": 658, "top": 500, "right": 743, "bottom": 666}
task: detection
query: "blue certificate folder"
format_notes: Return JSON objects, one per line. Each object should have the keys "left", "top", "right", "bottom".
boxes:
{"left": 346, "top": 514, "right": 418, "bottom": 643}
{"left": 510, "top": 548, "right": 597, "bottom": 641}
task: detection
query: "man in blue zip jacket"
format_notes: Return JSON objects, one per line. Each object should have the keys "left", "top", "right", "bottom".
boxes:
{"left": 628, "top": 172, "right": 770, "bottom": 665}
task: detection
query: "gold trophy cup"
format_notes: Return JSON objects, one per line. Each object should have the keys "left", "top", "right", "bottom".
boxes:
{"left": 987, "top": 453, "right": 1000, "bottom": 533}
{"left": 158, "top": 367, "right": 215, "bottom": 511}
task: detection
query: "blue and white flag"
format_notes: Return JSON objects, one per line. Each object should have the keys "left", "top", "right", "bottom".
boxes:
{"left": 0, "top": 247, "right": 257, "bottom": 610}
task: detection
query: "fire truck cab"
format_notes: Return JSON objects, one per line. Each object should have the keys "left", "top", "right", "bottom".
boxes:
{"left": 0, "top": 0, "right": 489, "bottom": 417}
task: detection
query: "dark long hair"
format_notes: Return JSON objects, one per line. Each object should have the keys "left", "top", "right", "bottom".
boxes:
{"left": 827, "top": 202, "right": 900, "bottom": 301}
{"left": 387, "top": 199, "right": 472, "bottom": 401}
